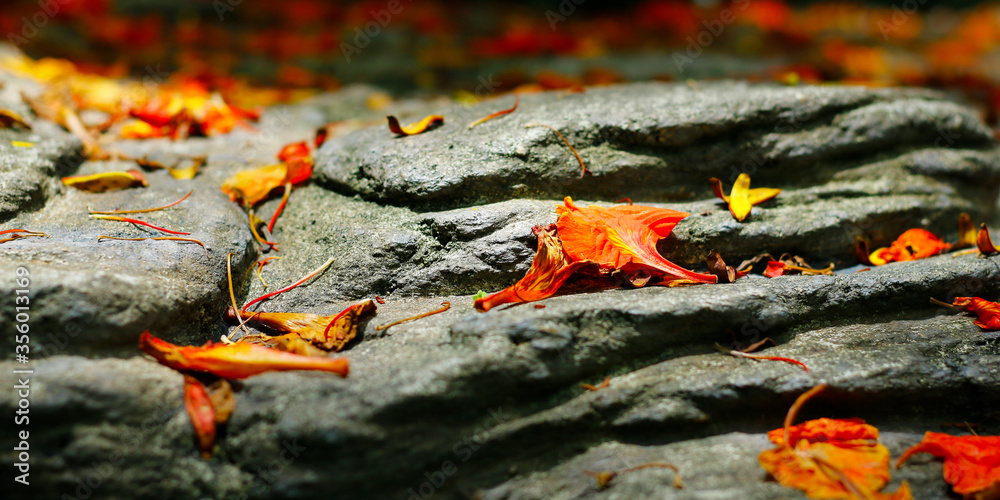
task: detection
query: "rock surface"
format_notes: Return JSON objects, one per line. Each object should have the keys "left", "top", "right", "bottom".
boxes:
{"left": 316, "top": 81, "right": 1000, "bottom": 212}
{"left": 1, "top": 80, "right": 999, "bottom": 500}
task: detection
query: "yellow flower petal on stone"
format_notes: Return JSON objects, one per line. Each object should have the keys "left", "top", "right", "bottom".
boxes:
{"left": 710, "top": 173, "right": 781, "bottom": 222}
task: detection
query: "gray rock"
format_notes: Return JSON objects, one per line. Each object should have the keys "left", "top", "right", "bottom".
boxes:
{"left": 3, "top": 255, "right": 998, "bottom": 500}
{"left": 0, "top": 128, "right": 83, "bottom": 223}
{"left": 249, "top": 189, "right": 552, "bottom": 306}
{"left": 315, "top": 82, "right": 1000, "bottom": 214}
{"left": 3, "top": 78, "right": 1000, "bottom": 500}
{"left": 0, "top": 169, "right": 256, "bottom": 356}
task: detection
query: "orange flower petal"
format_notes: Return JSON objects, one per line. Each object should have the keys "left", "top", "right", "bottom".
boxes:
{"left": 220, "top": 164, "right": 287, "bottom": 206}
{"left": 475, "top": 224, "right": 592, "bottom": 311}
{"left": 183, "top": 375, "right": 217, "bottom": 459}
{"left": 760, "top": 386, "right": 912, "bottom": 500}
{"left": 555, "top": 197, "right": 717, "bottom": 284}
{"left": 896, "top": 432, "right": 1000, "bottom": 497}
{"left": 139, "top": 332, "right": 349, "bottom": 379}
{"left": 764, "top": 261, "right": 787, "bottom": 277}
{"left": 952, "top": 296, "right": 1000, "bottom": 330}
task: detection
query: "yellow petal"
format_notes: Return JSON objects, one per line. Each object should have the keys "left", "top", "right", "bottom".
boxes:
{"left": 869, "top": 248, "right": 890, "bottom": 266}
{"left": 62, "top": 170, "right": 148, "bottom": 192}
{"left": 729, "top": 173, "right": 753, "bottom": 221}
{"left": 746, "top": 187, "right": 782, "bottom": 205}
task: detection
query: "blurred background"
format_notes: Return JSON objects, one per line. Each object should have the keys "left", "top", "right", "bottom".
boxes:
{"left": 5, "top": 0, "right": 1000, "bottom": 124}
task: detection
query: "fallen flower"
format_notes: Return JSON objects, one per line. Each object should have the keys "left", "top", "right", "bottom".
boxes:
{"left": 183, "top": 375, "right": 217, "bottom": 459}
{"left": 759, "top": 385, "right": 913, "bottom": 500}
{"left": 62, "top": 170, "right": 148, "bottom": 192}
{"left": 224, "top": 299, "right": 377, "bottom": 353}
{"left": 221, "top": 164, "right": 288, "bottom": 207}
{"left": 869, "top": 228, "right": 950, "bottom": 266}
{"left": 475, "top": 224, "right": 595, "bottom": 311}
{"left": 375, "top": 301, "right": 450, "bottom": 331}
{"left": 709, "top": 174, "right": 780, "bottom": 222}
{"left": 525, "top": 123, "right": 591, "bottom": 177}
{"left": 584, "top": 463, "right": 683, "bottom": 491}
{"left": 139, "top": 331, "right": 349, "bottom": 379}
{"left": 896, "top": 431, "right": 1000, "bottom": 498}
{"left": 707, "top": 251, "right": 747, "bottom": 283}
{"left": 556, "top": 197, "right": 717, "bottom": 285}
{"left": 715, "top": 343, "right": 809, "bottom": 372}
{"left": 89, "top": 215, "right": 191, "bottom": 235}
{"left": 468, "top": 95, "right": 519, "bottom": 129}
{"left": 951, "top": 296, "right": 1000, "bottom": 330}
{"left": 764, "top": 261, "right": 835, "bottom": 278}
{"left": 977, "top": 224, "right": 998, "bottom": 255}
{"left": 581, "top": 376, "right": 611, "bottom": 391}
{"left": 220, "top": 140, "right": 313, "bottom": 207}
{"left": 88, "top": 190, "right": 193, "bottom": 215}
{"left": 387, "top": 114, "right": 444, "bottom": 136}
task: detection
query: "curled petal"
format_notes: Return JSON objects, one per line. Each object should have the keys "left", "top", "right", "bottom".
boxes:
{"left": 977, "top": 224, "right": 998, "bottom": 255}
{"left": 476, "top": 224, "right": 593, "bottom": 311}
{"left": 225, "top": 299, "right": 376, "bottom": 353}
{"left": 139, "top": 332, "right": 349, "bottom": 379}
{"left": 183, "top": 376, "right": 217, "bottom": 459}
{"left": 387, "top": 114, "right": 444, "bottom": 136}
{"left": 62, "top": 170, "right": 148, "bottom": 192}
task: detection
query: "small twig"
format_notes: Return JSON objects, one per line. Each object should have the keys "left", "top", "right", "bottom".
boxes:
{"left": 929, "top": 297, "right": 960, "bottom": 309}
{"left": 715, "top": 343, "right": 809, "bottom": 372}
{"left": 267, "top": 182, "right": 292, "bottom": 234}
{"left": 375, "top": 302, "right": 451, "bottom": 331}
{"left": 88, "top": 190, "right": 193, "bottom": 215}
{"left": 89, "top": 215, "right": 191, "bottom": 235}
{"left": 248, "top": 210, "right": 279, "bottom": 248}
{"left": 468, "top": 95, "right": 519, "bottom": 129}
{"left": 525, "top": 123, "right": 592, "bottom": 177}
{"left": 97, "top": 235, "right": 207, "bottom": 257}
{"left": 242, "top": 256, "right": 335, "bottom": 312}
{"left": 0, "top": 229, "right": 49, "bottom": 243}
{"left": 255, "top": 256, "right": 282, "bottom": 288}
{"left": 226, "top": 253, "right": 252, "bottom": 340}
{"left": 581, "top": 376, "right": 611, "bottom": 391}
